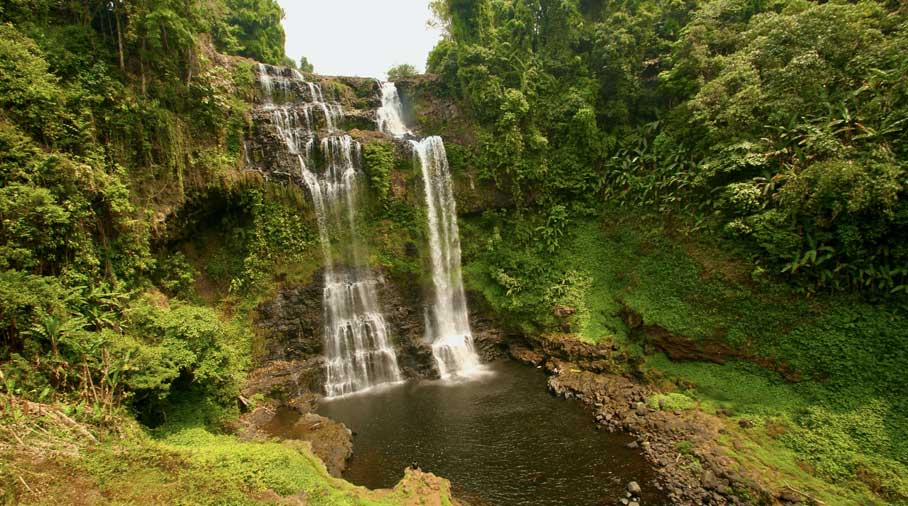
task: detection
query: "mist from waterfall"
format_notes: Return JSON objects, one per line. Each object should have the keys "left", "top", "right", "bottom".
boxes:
{"left": 256, "top": 64, "right": 401, "bottom": 397}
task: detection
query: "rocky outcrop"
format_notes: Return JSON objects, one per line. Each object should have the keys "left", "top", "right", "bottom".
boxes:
{"left": 504, "top": 332, "right": 617, "bottom": 373}
{"left": 388, "top": 468, "right": 468, "bottom": 506}
{"left": 242, "top": 359, "right": 324, "bottom": 410}
{"left": 237, "top": 402, "right": 353, "bottom": 477}
{"left": 621, "top": 306, "right": 802, "bottom": 382}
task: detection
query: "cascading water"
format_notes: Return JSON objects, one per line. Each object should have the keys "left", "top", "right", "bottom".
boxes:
{"left": 376, "top": 81, "right": 410, "bottom": 137}
{"left": 255, "top": 64, "right": 401, "bottom": 397}
{"left": 377, "top": 81, "right": 481, "bottom": 377}
{"left": 305, "top": 136, "right": 402, "bottom": 397}
{"left": 411, "top": 137, "right": 482, "bottom": 377}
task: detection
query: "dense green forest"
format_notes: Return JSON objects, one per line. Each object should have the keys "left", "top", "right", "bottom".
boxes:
{"left": 0, "top": 0, "right": 298, "bottom": 423}
{"left": 428, "top": 0, "right": 907, "bottom": 293}
{"left": 1, "top": 0, "right": 907, "bottom": 504}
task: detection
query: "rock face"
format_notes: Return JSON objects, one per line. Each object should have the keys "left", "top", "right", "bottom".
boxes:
{"left": 509, "top": 333, "right": 615, "bottom": 373}
{"left": 252, "top": 268, "right": 441, "bottom": 396}
{"left": 255, "top": 278, "right": 324, "bottom": 363}
{"left": 376, "top": 272, "right": 438, "bottom": 379}
{"left": 242, "top": 359, "right": 325, "bottom": 409}
{"left": 238, "top": 402, "right": 353, "bottom": 477}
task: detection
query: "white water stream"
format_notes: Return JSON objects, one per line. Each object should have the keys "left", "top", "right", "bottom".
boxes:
{"left": 378, "top": 82, "right": 482, "bottom": 378}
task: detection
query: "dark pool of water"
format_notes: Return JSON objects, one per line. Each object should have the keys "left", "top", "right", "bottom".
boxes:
{"left": 315, "top": 360, "right": 669, "bottom": 506}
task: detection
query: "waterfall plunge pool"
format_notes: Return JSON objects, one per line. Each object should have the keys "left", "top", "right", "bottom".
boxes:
{"left": 312, "top": 360, "right": 670, "bottom": 506}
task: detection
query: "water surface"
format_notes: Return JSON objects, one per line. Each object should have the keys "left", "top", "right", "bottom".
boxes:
{"left": 316, "top": 360, "right": 669, "bottom": 506}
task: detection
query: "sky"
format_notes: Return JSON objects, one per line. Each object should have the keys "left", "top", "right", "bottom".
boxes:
{"left": 277, "top": 0, "right": 444, "bottom": 79}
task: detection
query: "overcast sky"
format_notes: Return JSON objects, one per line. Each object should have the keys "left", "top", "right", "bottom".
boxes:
{"left": 277, "top": 0, "right": 444, "bottom": 79}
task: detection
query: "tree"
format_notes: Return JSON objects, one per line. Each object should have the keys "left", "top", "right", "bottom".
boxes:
{"left": 299, "top": 56, "right": 313, "bottom": 73}
{"left": 221, "top": 0, "right": 286, "bottom": 65}
{"left": 387, "top": 63, "right": 418, "bottom": 81}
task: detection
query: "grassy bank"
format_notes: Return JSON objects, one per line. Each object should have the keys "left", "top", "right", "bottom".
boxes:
{"left": 1, "top": 399, "right": 456, "bottom": 506}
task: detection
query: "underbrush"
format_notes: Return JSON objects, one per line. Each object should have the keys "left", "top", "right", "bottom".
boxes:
{"left": 650, "top": 356, "right": 908, "bottom": 506}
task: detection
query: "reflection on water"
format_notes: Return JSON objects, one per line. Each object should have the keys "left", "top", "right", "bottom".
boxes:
{"left": 315, "top": 360, "right": 669, "bottom": 506}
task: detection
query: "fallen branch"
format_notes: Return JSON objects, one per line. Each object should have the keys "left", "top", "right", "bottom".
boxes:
{"left": 18, "top": 475, "right": 34, "bottom": 495}
{"left": 784, "top": 483, "right": 826, "bottom": 505}
{"left": 20, "top": 400, "right": 98, "bottom": 444}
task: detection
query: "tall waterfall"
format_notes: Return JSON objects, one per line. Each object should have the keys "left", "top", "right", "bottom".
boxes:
{"left": 412, "top": 137, "right": 482, "bottom": 377}
{"left": 255, "top": 64, "right": 401, "bottom": 397}
{"left": 378, "top": 81, "right": 481, "bottom": 377}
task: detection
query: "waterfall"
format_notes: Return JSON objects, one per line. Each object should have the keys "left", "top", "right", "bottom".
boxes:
{"left": 376, "top": 81, "right": 410, "bottom": 137}
{"left": 255, "top": 64, "right": 402, "bottom": 397}
{"left": 411, "top": 137, "right": 482, "bottom": 378}
{"left": 303, "top": 136, "right": 402, "bottom": 397}
{"left": 377, "top": 81, "right": 480, "bottom": 378}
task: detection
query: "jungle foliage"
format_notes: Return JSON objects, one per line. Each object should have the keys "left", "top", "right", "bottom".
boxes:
{"left": 430, "top": 3, "right": 908, "bottom": 501}
{"left": 428, "top": 0, "right": 908, "bottom": 294}
{"left": 0, "top": 0, "right": 288, "bottom": 424}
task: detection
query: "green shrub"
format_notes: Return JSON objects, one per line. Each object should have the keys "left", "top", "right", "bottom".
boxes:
{"left": 647, "top": 392, "right": 697, "bottom": 411}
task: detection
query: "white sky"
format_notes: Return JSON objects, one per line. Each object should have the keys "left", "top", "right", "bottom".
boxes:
{"left": 277, "top": 0, "right": 444, "bottom": 79}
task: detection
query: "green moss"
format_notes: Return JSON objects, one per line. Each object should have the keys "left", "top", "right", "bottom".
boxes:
{"left": 647, "top": 392, "right": 697, "bottom": 411}
{"left": 58, "top": 424, "right": 441, "bottom": 506}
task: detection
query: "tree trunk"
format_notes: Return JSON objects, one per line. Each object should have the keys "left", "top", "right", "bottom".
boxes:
{"left": 140, "top": 36, "right": 147, "bottom": 95}
{"left": 186, "top": 46, "right": 193, "bottom": 86}
{"left": 115, "top": 8, "right": 125, "bottom": 73}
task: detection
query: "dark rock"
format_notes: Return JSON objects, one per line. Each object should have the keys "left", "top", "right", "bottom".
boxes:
{"left": 738, "top": 419, "right": 756, "bottom": 429}
{"left": 254, "top": 277, "right": 325, "bottom": 362}
{"left": 242, "top": 358, "right": 325, "bottom": 401}
{"left": 701, "top": 470, "right": 720, "bottom": 490}
{"left": 509, "top": 343, "right": 545, "bottom": 366}
{"left": 778, "top": 489, "right": 804, "bottom": 504}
